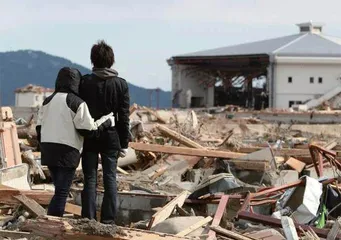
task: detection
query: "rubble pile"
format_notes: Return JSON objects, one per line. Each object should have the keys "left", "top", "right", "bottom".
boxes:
{"left": 1, "top": 105, "right": 341, "bottom": 239}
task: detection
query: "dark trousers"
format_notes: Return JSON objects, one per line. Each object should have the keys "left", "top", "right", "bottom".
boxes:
{"left": 47, "top": 166, "right": 76, "bottom": 217}
{"left": 81, "top": 150, "right": 118, "bottom": 224}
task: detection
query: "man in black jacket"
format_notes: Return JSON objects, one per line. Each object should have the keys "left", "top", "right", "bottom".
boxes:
{"left": 36, "top": 67, "right": 115, "bottom": 217}
{"left": 80, "top": 40, "right": 130, "bottom": 224}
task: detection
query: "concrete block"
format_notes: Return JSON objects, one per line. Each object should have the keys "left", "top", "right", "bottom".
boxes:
{"left": 272, "top": 170, "right": 299, "bottom": 187}
{"left": 151, "top": 216, "right": 206, "bottom": 237}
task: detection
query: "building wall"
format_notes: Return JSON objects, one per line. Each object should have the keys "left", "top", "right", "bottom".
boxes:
{"left": 15, "top": 92, "right": 53, "bottom": 107}
{"left": 274, "top": 60, "right": 341, "bottom": 108}
{"left": 171, "top": 65, "right": 214, "bottom": 108}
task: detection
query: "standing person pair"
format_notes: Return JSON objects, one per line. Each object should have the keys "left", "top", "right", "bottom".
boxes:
{"left": 36, "top": 41, "right": 130, "bottom": 224}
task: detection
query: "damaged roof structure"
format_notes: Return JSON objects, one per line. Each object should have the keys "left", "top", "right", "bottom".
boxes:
{"left": 168, "top": 22, "right": 341, "bottom": 109}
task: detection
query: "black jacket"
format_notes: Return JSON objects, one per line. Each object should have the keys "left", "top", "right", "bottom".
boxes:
{"left": 80, "top": 68, "right": 130, "bottom": 151}
{"left": 36, "top": 67, "right": 113, "bottom": 168}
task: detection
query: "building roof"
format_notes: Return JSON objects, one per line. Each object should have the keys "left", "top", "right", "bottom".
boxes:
{"left": 173, "top": 22, "right": 341, "bottom": 59}
{"left": 15, "top": 84, "right": 54, "bottom": 93}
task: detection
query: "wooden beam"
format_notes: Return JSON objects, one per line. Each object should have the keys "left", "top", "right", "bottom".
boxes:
{"left": 129, "top": 143, "right": 269, "bottom": 171}
{"left": 148, "top": 191, "right": 189, "bottom": 229}
{"left": 129, "top": 142, "right": 244, "bottom": 159}
{"left": 13, "top": 194, "right": 46, "bottom": 217}
{"left": 207, "top": 195, "right": 229, "bottom": 240}
{"left": 156, "top": 124, "right": 204, "bottom": 149}
{"left": 238, "top": 147, "right": 310, "bottom": 156}
{"left": 176, "top": 216, "right": 212, "bottom": 237}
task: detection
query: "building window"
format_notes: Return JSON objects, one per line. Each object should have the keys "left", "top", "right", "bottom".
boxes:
{"left": 289, "top": 101, "right": 302, "bottom": 108}
{"left": 318, "top": 77, "right": 323, "bottom": 84}
{"left": 35, "top": 95, "right": 39, "bottom": 101}
{"left": 310, "top": 77, "right": 314, "bottom": 83}
{"left": 288, "top": 77, "right": 292, "bottom": 83}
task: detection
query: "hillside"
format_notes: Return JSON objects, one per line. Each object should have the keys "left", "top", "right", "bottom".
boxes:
{"left": 0, "top": 50, "right": 171, "bottom": 108}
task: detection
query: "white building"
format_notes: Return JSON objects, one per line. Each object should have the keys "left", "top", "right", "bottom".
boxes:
{"left": 168, "top": 22, "right": 341, "bottom": 109}
{"left": 15, "top": 84, "right": 54, "bottom": 107}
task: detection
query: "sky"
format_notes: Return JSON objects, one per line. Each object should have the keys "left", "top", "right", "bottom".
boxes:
{"left": 1, "top": 0, "right": 341, "bottom": 91}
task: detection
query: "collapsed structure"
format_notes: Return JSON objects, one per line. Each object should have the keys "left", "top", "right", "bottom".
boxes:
{"left": 168, "top": 22, "right": 341, "bottom": 110}
{"left": 0, "top": 105, "right": 341, "bottom": 239}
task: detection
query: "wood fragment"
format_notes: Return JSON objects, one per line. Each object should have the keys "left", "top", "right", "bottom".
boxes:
{"left": 0, "top": 230, "right": 31, "bottom": 239}
{"left": 176, "top": 216, "right": 212, "bottom": 237}
{"left": 142, "top": 106, "right": 167, "bottom": 124}
{"left": 285, "top": 157, "right": 306, "bottom": 173}
{"left": 129, "top": 103, "right": 138, "bottom": 116}
{"left": 327, "top": 217, "right": 341, "bottom": 240}
{"left": 14, "top": 194, "right": 46, "bottom": 217}
{"left": 207, "top": 195, "right": 229, "bottom": 240}
{"left": 117, "top": 167, "right": 129, "bottom": 175}
{"left": 210, "top": 226, "right": 254, "bottom": 240}
{"left": 64, "top": 203, "right": 81, "bottom": 216}
{"left": 175, "top": 204, "right": 191, "bottom": 216}
{"left": 217, "top": 129, "right": 234, "bottom": 147}
{"left": 148, "top": 191, "right": 189, "bottom": 229}
{"left": 156, "top": 124, "right": 204, "bottom": 149}
{"left": 0, "top": 187, "right": 53, "bottom": 206}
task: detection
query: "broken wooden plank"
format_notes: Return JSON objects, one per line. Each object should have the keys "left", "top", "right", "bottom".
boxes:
{"left": 324, "top": 141, "right": 338, "bottom": 150}
{"left": 0, "top": 230, "right": 31, "bottom": 239}
{"left": 281, "top": 216, "right": 299, "bottom": 240}
{"left": 148, "top": 191, "right": 189, "bottom": 229}
{"left": 0, "top": 188, "right": 53, "bottom": 205}
{"left": 285, "top": 157, "right": 306, "bottom": 173}
{"left": 142, "top": 106, "right": 167, "bottom": 124}
{"left": 156, "top": 124, "right": 204, "bottom": 149}
{"left": 64, "top": 203, "right": 81, "bottom": 216}
{"left": 129, "top": 142, "right": 270, "bottom": 171}
{"left": 21, "top": 216, "right": 189, "bottom": 240}
{"left": 130, "top": 142, "right": 245, "bottom": 159}
{"left": 13, "top": 194, "right": 46, "bottom": 217}
{"left": 210, "top": 226, "right": 254, "bottom": 240}
{"left": 176, "top": 216, "right": 212, "bottom": 237}
{"left": 327, "top": 217, "right": 341, "bottom": 240}
{"left": 207, "top": 195, "right": 229, "bottom": 240}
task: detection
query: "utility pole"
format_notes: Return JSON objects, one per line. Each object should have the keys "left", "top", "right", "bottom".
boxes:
{"left": 156, "top": 88, "right": 160, "bottom": 109}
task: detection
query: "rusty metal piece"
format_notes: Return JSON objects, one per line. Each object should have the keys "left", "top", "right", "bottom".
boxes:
{"left": 238, "top": 211, "right": 340, "bottom": 239}
{"left": 309, "top": 144, "right": 340, "bottom": 177}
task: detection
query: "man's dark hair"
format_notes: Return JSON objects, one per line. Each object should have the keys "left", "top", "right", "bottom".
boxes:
{"left": 91, "top": 40, "right": 115, "bottom": 68}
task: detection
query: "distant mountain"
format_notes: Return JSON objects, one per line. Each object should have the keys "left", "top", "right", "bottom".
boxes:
{"left": 0, "top": 50, "right": 171, "bottom": 108}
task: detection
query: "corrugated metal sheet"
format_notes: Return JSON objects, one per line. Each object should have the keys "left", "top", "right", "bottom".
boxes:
{"left": 174, "top": 33, "right": 341, "bottom": 58}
